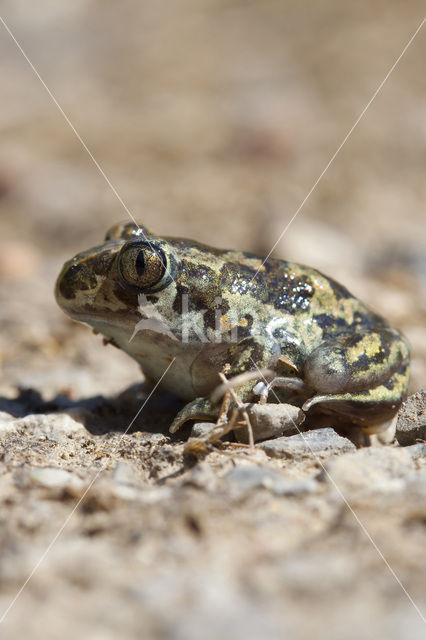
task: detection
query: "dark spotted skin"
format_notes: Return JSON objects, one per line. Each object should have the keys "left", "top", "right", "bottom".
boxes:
{"left": 55, "top": 221, "right": 410, "bottom": 434}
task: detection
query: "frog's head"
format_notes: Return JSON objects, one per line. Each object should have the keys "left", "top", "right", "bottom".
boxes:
{"left": 55, "top": 221, "right": 229, "bottom": 349}
{"left": 55, "top": 221, "right": 181, "bottom": 333}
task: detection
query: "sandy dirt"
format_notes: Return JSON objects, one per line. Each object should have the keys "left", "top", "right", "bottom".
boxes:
{"left": 0, "top": 1, "right": 425, "bottom": 638}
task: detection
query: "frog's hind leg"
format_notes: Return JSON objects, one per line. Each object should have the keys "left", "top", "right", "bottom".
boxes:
{"left": 302, "top": 328, "right": 409, "bottom": 429}
{"left": 302, "top": 363, "right": 409, "bottom": 430}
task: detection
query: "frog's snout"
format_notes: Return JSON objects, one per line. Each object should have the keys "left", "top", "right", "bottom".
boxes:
{"left": 55, "top": 258, "right": 98, "bottom": 306}
{"left": 55, "top": 244, "right": 118, "bottom": 318}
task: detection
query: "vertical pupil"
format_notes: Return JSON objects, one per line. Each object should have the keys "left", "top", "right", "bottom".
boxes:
{"left": 135, "top": 251, "right": 145, "bottom": 276}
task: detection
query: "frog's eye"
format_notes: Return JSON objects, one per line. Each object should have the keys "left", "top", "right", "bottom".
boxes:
{"left": 118, "top": 240, "right": 171, "bottom": 292}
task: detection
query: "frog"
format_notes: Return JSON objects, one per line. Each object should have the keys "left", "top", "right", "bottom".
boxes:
{"left": 55, "top": 221, "right": 410, "bottom": 438}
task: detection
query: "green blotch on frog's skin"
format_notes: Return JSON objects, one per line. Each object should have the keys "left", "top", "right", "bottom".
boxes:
{"left": 55, "top": 221, "right": 410, "bottom": 432}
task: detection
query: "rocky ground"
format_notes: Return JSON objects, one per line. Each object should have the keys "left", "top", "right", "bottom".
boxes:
{"left": 0, "top": 1, "right": 425, "bottom": 639}
{"left": 0, "top": 390, "right": 424, "bottom": 640}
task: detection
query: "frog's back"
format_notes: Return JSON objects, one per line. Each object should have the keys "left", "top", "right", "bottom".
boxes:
{"left": 264, "top": 257, "right": 387, "bottom": 334}
{"left": 145, "top": 234, "right": 397, "bottom": 371}
{"left": 219, "top": 248, "right": 388, "bottom": 336}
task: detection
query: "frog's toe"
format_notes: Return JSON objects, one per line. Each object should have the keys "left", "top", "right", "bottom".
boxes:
{"left": 169, "top": 397, "right": 219, "bottom": 434}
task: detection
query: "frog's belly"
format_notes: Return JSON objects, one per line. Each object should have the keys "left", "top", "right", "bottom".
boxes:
{"left": 135, "top": 347, "right": 202, "bottom": 401}
{"left": 109, "top": 326, "right": 222, "bottom": 401}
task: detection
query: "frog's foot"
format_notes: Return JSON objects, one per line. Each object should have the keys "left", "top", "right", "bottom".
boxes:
{"left": 169, "top": 397, "right": 219, "bottom": 434}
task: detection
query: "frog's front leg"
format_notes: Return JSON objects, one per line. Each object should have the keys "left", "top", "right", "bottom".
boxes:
{"left": 302, "top": 328, "right": 410, "bottom": 428}
{"left": 221, "top": 335, "right": 283, "bottom": 401}
{"left": 170, "top": 335, "right": 281, "bottom": 434}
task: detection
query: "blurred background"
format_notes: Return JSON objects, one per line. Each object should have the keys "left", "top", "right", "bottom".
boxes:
{"left": 0, "top": 4, "right": 425, "bottom": 640}
{"left": 0, "top": 0, "right": 425, "bottom": 395}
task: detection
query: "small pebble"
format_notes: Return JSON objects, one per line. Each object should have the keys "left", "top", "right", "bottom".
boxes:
{"left": 258, "top": 427, "right": 355, "bottom": 460}
{"left": 323, "top": 448, "right": 415, "bottom": 492}
{"left": 405, "top": 443, "right": 426, "bottom": 461}
{"left": 235, "top": 403, "right": 305, "bottom": 444}
{"left": 225, "top": 464, "right": 317, "bottom": 496}
{"left": 395, "top": 390, "right": 426, "bottom": 446}
{"left": 190, "top": 422, "right": 217, "bottom": 439}
{"left": 30, "top": 467, "right": 84, "bottom": 494}
{"left": 112, "top": 461, "right": 139, "bottom": 486}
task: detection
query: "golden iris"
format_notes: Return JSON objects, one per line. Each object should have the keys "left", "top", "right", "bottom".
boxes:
{"left": 118, "top": 241, "right": 167, "bottom": 291}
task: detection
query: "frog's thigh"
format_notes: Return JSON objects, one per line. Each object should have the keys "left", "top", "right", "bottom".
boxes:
{"left": 304, "top": 328, "right": 409, "bottom": 394}
{"left": 302, "top": 328, "right": 410, "bottom": 426}
{"left": 302, "top": 362, "right": 409, "bottom": 426}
